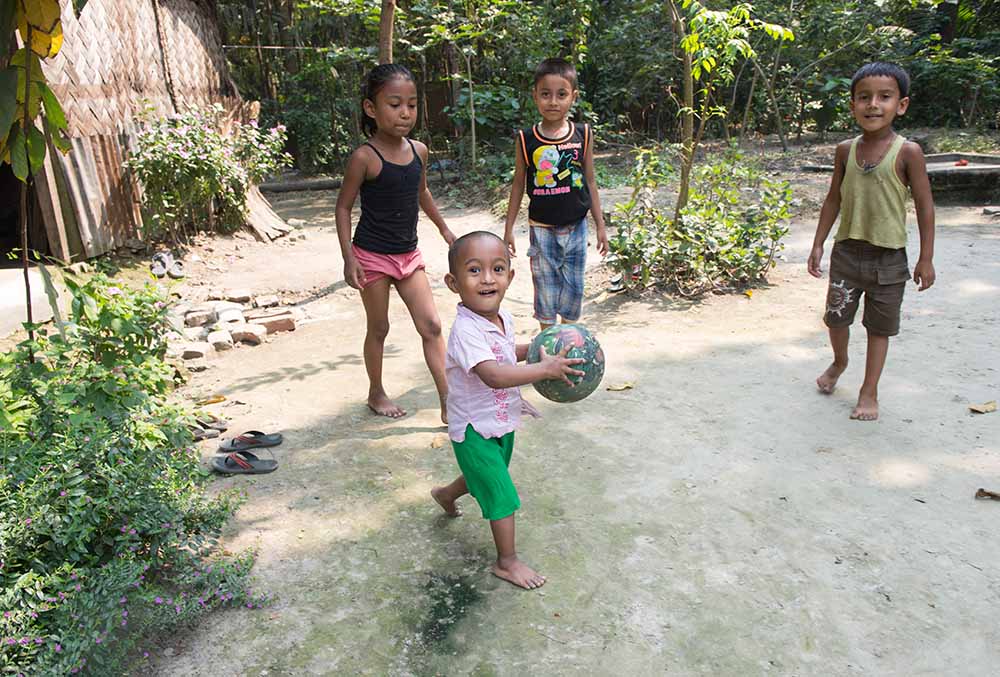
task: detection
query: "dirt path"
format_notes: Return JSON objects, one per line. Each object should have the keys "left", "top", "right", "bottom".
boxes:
{"left": 152, "top": 187, "right": 1000, "bottom": 676}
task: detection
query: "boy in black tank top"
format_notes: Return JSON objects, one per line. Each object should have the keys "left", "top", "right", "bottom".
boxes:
{"left": 503, "top": 58, "right": 608, "bottom": 329}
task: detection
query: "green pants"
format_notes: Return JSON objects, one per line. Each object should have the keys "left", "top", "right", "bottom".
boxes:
{"left": 451, "top": 424, "right": 520, "bottom": 520}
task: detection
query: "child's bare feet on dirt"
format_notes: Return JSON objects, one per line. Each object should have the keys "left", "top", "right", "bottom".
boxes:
{"left": 368, "top": 392, "right": 406, "bottom": 418}
{"left": 431, "top": 487, "right": 461, "bottom": 517}
{"left": 816, "top": 361, "right": 847, "bottom": 394}
{"left": 850, "top": 391, "right": 879, "bottom": 421}
{"left": 492, "top": 556, "right": 545, "bottom": 590}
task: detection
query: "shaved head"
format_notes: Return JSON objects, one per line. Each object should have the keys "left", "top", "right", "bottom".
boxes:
{"left": 448, "top": 231, "right": 509, "bottom": 274}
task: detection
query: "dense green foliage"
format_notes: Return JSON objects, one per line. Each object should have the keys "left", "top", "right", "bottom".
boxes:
{"left": 126, "top": 105, "right": 291, "bottom": 241}
{"left": 219, "top": 0, "right": 999, "bottom": 172}
{"left": 0, "top": 275, "right": 262, "bottom": 675}
{"left": 609, "top": 144, "right": 792, "bottom": 294}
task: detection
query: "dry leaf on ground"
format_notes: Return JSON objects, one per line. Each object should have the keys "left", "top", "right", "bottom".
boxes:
{"left": 969, "top": 401, "right": 997, "bottom": 414}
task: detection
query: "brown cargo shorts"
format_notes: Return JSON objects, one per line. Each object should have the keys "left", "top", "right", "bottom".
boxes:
{"left": 824, "top": 239, "right": 909, "bottom": 336}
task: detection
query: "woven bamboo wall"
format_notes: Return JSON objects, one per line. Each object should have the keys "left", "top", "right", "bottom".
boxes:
{"left": 37, "top": 0, "right": 241, "bottom": 260}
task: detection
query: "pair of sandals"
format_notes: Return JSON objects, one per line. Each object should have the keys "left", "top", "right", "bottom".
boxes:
{"left": 150, "top": 252, "right": 185, "bottom": 279}
{"left": 211, "top": 430, "right": 283, "bottom": 475}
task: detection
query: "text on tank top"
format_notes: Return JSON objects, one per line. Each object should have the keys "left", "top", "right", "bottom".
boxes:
{"left": 518, "top": 122, "right": 592, "bottom": 226}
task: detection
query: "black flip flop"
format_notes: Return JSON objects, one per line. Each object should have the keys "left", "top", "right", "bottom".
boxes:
{"left": 218, "top": 430, "right": 283, "bottom": 453}
{"left": 211, "top": 450, "right": 278, "bottom": 475}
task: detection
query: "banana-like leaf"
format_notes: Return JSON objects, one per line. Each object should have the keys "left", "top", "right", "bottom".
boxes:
{"left": 35, "top": 259, "right": 66, "bottom": 341}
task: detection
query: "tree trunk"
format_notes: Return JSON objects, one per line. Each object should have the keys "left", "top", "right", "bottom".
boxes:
{"left": 20, "top": 23, "right": 35, "bottom": 360}
{"left": 739, "top": 66, "right": 759, "bottom": 144}
{"left": 753, "top": 58, "right": 787, "bottom": 152}
{"left": 668, "top": 0, "right": 694, "bottom": 223}
{"left": 378, "top": 0, "right": 395, "bottom": 64}
{"left": 940, "top": 0, "right": 959, "bottom": 44}
{"left": 463, "top": 50, "right": 476, "bottom": 168}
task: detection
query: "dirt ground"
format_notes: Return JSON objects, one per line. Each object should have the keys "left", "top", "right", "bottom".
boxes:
{"left": 150, "top": 164, "right": 999, "bottom": 676}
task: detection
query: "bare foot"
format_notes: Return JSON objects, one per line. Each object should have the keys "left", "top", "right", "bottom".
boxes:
{"left": 367, "top": 392, "right": 406, "bottom": 419}
{"left": 850, "top": 392, "right": 879, "bottom": 421}
{"left": 816, "top": 361, "right": 847, "bottom": 394}
{"left": 431, "top": 487, "right": 461, "bottom": 517}
{"left": 492, "top": 556, "right": 546, "bottom": 590}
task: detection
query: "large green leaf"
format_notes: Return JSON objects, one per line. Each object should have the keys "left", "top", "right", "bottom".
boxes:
{"left": 38, "top": 81, "right": 68, "bottom": 132}
{"left": 9, "top": 126, "right": 27, "bottom": 181}
{"left": 0, "top": 67, "right": 16, "bottom": 144}
{"left": 26, "top": 122, "right": 46, "bottom": 174}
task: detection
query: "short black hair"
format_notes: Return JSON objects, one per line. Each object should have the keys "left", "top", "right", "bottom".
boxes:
{"left": 850, "top": 62, "right": 910, "bottom": 99}
{"left": 448, "top": 231, "right": 508, "bottom": 274}
{"left": 533, "top": 58, "right": 578, "bottom": 89}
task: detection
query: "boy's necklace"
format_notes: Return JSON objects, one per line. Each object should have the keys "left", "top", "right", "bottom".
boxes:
{"left": 859, "top": 133, "right": 896, "bottom": 174}
{"left": 538, "top": 120, "right": 570, "bottom": 138}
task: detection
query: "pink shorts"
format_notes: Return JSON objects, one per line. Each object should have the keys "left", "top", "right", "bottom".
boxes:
{"left": 352, "top": 244, "right": 425, "bottom": 289}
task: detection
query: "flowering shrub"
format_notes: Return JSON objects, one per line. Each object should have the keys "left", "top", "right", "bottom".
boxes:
{"left": 0, "top": 275, "right": 263, "bottom": 675}
{"left": 126, "top": 105, "right": 291, "bottom": 241}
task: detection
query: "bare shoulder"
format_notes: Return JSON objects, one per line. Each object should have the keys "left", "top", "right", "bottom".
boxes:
{"left": 410, "top": 138, "right": 429, "bottom": 160}
{"left": 349, "top": 143, "right": 376, "bottom": 167}
{"left": 831, "top": 139, "right": 852, "bottom": 171}
{"left": 900, "top": 140, "right": 926, "bottom": 162}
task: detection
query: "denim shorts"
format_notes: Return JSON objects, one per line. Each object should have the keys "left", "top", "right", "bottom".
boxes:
{"left": 527, "top": 217, "right": 588, "bottom": 324}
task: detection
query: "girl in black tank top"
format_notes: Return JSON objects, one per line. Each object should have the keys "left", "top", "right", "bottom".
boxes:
{"left": 334, "top": 64, "right": 455, "bottom": 422}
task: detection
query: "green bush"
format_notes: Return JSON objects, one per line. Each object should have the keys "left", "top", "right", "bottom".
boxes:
{"left": 126, "top": 105, "right": 292, "bottom": 242}
{"left": 609, "top": 144, "right": 791, "bottom": 296}
{"left": 0, "top": 274, "right": 262, "bottom": 675}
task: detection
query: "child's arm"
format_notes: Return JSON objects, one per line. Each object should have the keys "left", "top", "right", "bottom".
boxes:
{"left": 503, "top": 134, "right": 528, "bottom": 257}
{"left": 902, "top": 141, "right": 936, "bottom": 291}
{"left": 335, "top": 148, "right": 371, "bottom": 289}
{"left": 807, "top": 141, "right": 850, "bottom": 278}
{"left": 473, "top": 345, "right": 584, "bottom": 390}
{"left": 414, "top": 141, "right": 456, "bottom": 245}
{"left": 582, "top": 125, "right": 608, "bottom": 256}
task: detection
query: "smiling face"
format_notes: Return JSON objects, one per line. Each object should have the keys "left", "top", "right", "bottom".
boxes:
{"left": 849, "top": 75, "right": 909, "bottom": 134}
{"left": 533, "top": 74, "right": 577, "bottom": 125}
{"left": 363, "top": 76, "right": 418, "bottom": 138}
{"left": 445, "top": 234, "right": 514, "bottom": 320}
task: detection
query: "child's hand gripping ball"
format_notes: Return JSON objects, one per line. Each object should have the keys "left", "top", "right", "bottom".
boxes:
{"left": 527, "top": 324, "right": 605, "bottom": 402}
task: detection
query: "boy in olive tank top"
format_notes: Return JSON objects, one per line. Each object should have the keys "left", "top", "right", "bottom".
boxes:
{"left": 807, "top": 62, "right": 936, "bottom": 421}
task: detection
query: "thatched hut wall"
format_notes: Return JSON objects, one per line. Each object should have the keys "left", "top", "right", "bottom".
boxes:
{"left": 36, "top": 0, "right": 247, "bottom": 261}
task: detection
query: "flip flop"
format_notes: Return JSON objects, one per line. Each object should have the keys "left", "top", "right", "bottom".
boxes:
{"left": 196, "top": 415, "right": 229, "bottom": 432}
{"left": 211, "top": 450, "right": 277, "bottom": 475}
{"left": 150, "top": 252, "right": 172, "bottom": 278}
{"left": 190, "top": 426, "right": 220, "bottom": 441}
{"left": 218, "top": 430, "right": 283, "bottom": 452}
{"left": 166, "top": 259, "right": 185, "bottom": 279}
